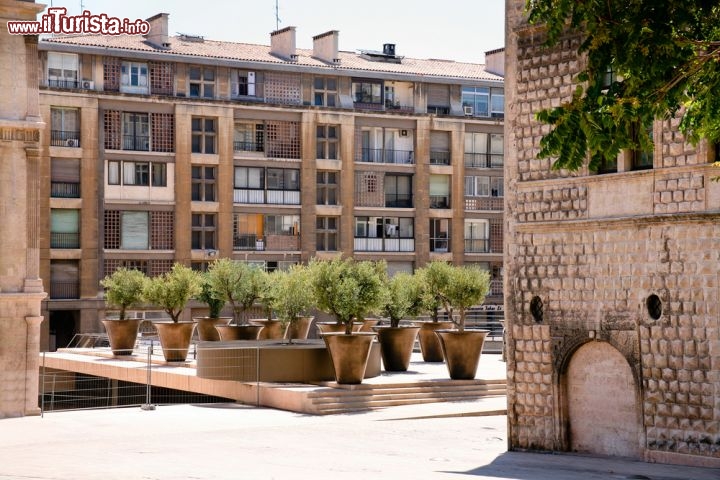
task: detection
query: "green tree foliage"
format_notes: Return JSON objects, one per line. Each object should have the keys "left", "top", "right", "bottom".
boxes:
{"left": 309, "top": 257, "right": 386, "bottom": 334}
{"left": 206, "top": 258, "right": 264, "bottom": 325}
{"left": 526, "top": 1, "right": 720, "bottom": 171}
{"left": 269, "top": 264, "right": 315, "bottom": 333}
{"left": 195, "top": 271, "right": 225, "bottom": 319}
{"left": 380, "top": 272, "right": 424, "bottom": 328}
{"left": 101, "top": 267, "right": 148, "bottom": 321}
{"left": 416, "top": 261, "right": 454, "bottom": 322}
{"left": 143, "top": 263, "right": 202, "bottom": 323}
{"left": 443, "top": 266, "right": 490, "bottom": 332}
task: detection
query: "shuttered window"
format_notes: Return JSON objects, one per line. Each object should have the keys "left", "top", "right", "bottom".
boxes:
{"left": 121, "top": 212, "right": 149, "bottom": 250}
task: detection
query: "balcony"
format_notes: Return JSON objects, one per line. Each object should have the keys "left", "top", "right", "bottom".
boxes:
{"left": 48, "top": 79, "right": 79, "bottom": 89}
{"left": 51, "top": 232, "right": 80, "bottom": 249}
{"left": 384, "top": 193, "right": 413, "bottom": 208}
{"left": 360, "top": 148, "right": 414, "bottom": 164}
{"left": 465, "top": 197, "right": 503, "bottom": 211}
{"left": 51, "top": 181, "right": 80, "bottom": 198}
{"left": 429, "top": 195, "right": 451, "bottom": 209}
{"left": 233, "top": 189, "right": 300, "bottom": 205}
{"left": 50, "top": 130, "right": 80, "bottom": 148}
{"left": 123, "top": 135, "right": 150, "bottom": 151}
{"left": 50, "top": 280, "right": 79, "bottom": 299}
{"left": 464, "top": 238, "right": 490, "bottom": 253}
{"left": 233, "top": 234, "right": 300, "bottom": 251}
{"left": 354, "top": 238, "right": 415, "bottom": 252}
{"left": 233, "top": 141, "right": 264, "bottom": 153}
{"left": 430, "top": 236, "right": 450, "bottom": 253}
{"left": 490, "top": 279, "right": 503, "bottom": 297}
{"left": 384, "top": 100, "right": 414, "bottom": 113}
{"left": 464, "top": 153, "right": 504, "bottom": 168}
{"left": 430, "top": 150, "right": 451, "bottom": 166}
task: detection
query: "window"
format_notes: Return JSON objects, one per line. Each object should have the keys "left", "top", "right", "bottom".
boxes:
{"left": 266, "top": 168, "right": 300, "bottom": 191}
{"left": 462, "top": 86, "right": 504, "bottom": 117}
{"left": 430, "top": 218, "right": 450, "bottom": 253}
{"left": 316, "top": 216, "right": 339, "bottom": 251}
{"left": 313, "top": 77, "right": 337, "bottom": 107}
{"left": 51, "top": 158, "right": 80, "bottom": 198}
{"left": 191, "top": 214, "right": 216, "bottom": 250}
{"left": 317, "top": 125, "right": 339, "bottom": 159}
{"left": 121, "top": 211, "right": 149, "bottom": 250}
{"left": 490, "top": 88, "right": 504, "bottom": 117}
{"left": 265, "top": 215, "right": 300, "bottom": 236}
{"left": 108, "top": 160, "right": 166, "bottom": 187}
{"left": 354, "top": 216, "right": 414, "bottom": 251}
{"left": 464, "top": 219, "right": 489, "bottom": 253}
{"left": 50, "top": 209, "right": 80, "bottom": 248}
{"left": 352, "top": 80, "right": 383, "bottom": 104}
{"left": 465, "top": 176, "right": 502, "bottom": 197}
{"left": 50, "top": 260, "right": 79, "bottom": 299}
{"left": 232, "top": 70, "right": 257, "bottom": 97}
{"left": 234, "top": 122, "right": 264, "bottom": 152}
{"left": 490, "top": 177, "right": 504, "bottom": 197}
{"left": 50, "top": 108, "right": 80, "bottom": 147}
{"left": 234, "top": 166, "right": 265, "bottom": 189}
{"left": 122, "top": 113, "right": 149, "bottom": 151}
{"left": 47, "top": 52, "right": 78, "bottom": 88}
{"left": 192, "top": 117, "right": 216, "bottom": 154}
{"left": 233, "top": 214, "right": 262, "bottom": 250}
{"left": 317, "top": 171, "right": 338, "bottom": 205}
{"left": 385, "top": 174, "right": 413, "bottom": 208}
{"left": 465, "top": 132, "right": 504, "bottom": 168}
{"left": 189, "top": 66, "right": 215, "bottom": 98}
{"left": 191, "top": 166, "right": 216, "bottom": 201}
{"left": 120, "top": 61, "right": 148, "bottom": 94}
{"left": 429, "top": 175, "right": 451, "bottom": 209}
{"left": 631, "top": 122, "right": 654, "bottom": 170}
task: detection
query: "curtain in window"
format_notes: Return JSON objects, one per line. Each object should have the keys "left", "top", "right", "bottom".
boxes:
{"left": 121, "top": 211, "right": 149, "bottom": 249}
{"left": 429, "top": 175, "right": 450, "bottom": 196}
{"left": 51, "top": 209, "right": 79, "bottom": 233}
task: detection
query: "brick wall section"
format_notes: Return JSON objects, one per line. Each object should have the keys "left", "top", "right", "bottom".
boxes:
{"left": 654, "top": 172, "right": 705, "bottom": 214}
{"left": 516, "top": 186, "right": 588, "bottom": 222}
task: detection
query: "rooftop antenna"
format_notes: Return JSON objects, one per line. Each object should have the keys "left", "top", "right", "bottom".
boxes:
{"left": 275, "top": 0, "right": 280, "bottom": 31}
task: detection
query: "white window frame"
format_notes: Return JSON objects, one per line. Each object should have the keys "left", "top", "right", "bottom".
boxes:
{"left": 120, "top": 61, "right": 149, "bottom": 94}
{"left": 47, "top": 52, "right": 79, "bottom": 88}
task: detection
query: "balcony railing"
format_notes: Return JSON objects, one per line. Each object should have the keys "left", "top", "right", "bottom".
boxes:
{"left": 384, "top": 194, "right": 413, "bottom": 208}
{"left": 430, "top": 237, "right": 450, "bottom": 253}
{"left": 123, "top": 135, "right": 150, "bottom": 151}
{"left": 51, "top": 232, "right": 80, "bottom": 249}
{"left": 233, "top": 189, "right": 300, "bottom": 205}
{"left": 50, "top": 130, "right": 80, "bottom": 147}
{"left": 51, "top": 181, "right": 80, "bottom": 198}
{"left": 430, "top": 150, "right": 451, "bottom": 165}
{"left": 429, "top": 195, "right": 451, "bottom": 209}
{"left": 360, "top": 148, "right": 414, "bottom": 164}
{"left": 233, "top": 141, "right": 264, "bottom": 153}
{"left": 490, "top": 279, "right": 503, "bottom": 297}
{"left": 50, "top": 280, "right": 79, "bottom": 299}
{"left": 48, "top": 79, "right": 79, "bottom": 89}
{"left": 464, "top": 238, "right": 490, "bottom": 253}
{"left": 465, "top": 197, "right": 503, "bottom": 211}
{"left": 464, "top": 153, "right": 504, "bottom": 168}
{"left": 354, "top": 238, "right": 415, "bottom": 252}
{"left": 233, "top": 234, "right": 260, "bottom": 251}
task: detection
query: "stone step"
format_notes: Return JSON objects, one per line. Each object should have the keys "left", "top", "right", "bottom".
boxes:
{"left": 312, "top": 392, "right": 507, "bottom": 415}
{"left": 308, "top": 384, "right": 506, "bottom": 403}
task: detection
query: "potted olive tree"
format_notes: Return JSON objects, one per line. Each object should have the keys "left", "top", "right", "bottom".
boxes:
{"left": 100, "top": 267, "right": 148, "bottom": 356}
{"left": 193, "top": 270, "right": 232, "bottom": 341}
{"left": 269, "top": 264, "right": 315, "bottom": 343}
{"left": 206, "top": 258, "right": 264, "bottom": 340}
{"left": 143, "top": 263, "right": 202, "bottom": 362}
{"left": 375, "top": 272, "right": 424, "bottom": 372}
{"left": 250, "top": 270, "right": 284, "bottom": 340}
{"left": 435, "top": 265, "right": 491, "bottom": 379}
{"left": 309, "top": 257, "right": 385, "bottom": 384}
{"left": 415, "top": 261, "right": 456, "bottom": 362}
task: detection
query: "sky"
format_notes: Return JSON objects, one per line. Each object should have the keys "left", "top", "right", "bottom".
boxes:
{"left": 43, "top": 0, "right": 506, "bottom": 64}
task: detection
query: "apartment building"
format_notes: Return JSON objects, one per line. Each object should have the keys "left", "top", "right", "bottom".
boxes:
{"left": 38, "top": 13, "right": 505, "bottom": 351}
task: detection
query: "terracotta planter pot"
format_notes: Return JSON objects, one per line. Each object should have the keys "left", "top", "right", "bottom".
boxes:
{"left": 418, "top": 321, "right": 455, "bottom": 362}
{"left": 284, "top": 316, "right": 314, "bottom": 340}
{"left": 375, "top": 326, "right": 420, "bottom": 372}
{"left": 216, "top": 324, "right": 264, "bottom": 341}
{"left": 154, "top": 321, "right": 197, "bottom": 362}
{"left": 322, "top": 332, "right": 377, "bottom": 384}
{"left": 316, "top": 321, "right": 363, "bottom": 335}
{"left": 435, "top": 329, "right": 490, "bottom": 380}
{"left": 250, "top": 319, "right": 284, "bottom": 340}
{"left": 193, "top": 317, "right": 232, "bottom": 341}
{"left": 102, "top": 319, "right": 141, "bottom": 356}
{"left": 358, "top": 318, "right": 379, "bottom": 332}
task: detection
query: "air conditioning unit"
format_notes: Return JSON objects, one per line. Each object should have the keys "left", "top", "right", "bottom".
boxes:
{"left": 65, "top": 138, "right": 79, "bottom": 147}
{"left": 463, "top": 105, "right": 474, "bottom": 116}
{"left": 81, "top": 80, "right": 94, "bottom": 90}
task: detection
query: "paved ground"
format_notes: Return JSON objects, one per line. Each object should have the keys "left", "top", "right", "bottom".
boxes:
{"left": 1, "top": 401, "right": 718, "bottom": 480}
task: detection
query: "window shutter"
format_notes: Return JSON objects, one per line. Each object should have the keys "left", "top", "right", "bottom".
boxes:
{"left": 427, "top": 84, "right": 450, "bottom": 107}
{"left": 121, "top": 212, "right": 149, "bottom": 249}
{"left": 430, "top": 131, "right": 450, "bottom": 151}
{"left": 429, "top": 175, "right": 450, "bottom": 196}
{"left": 51, "top": 209, "right": 79, "bottom": 233}
{"left": 51, "top": 158, "right": 80, "bottom": 183}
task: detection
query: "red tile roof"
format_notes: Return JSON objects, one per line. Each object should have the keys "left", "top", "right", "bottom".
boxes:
{"left": 42, "top": 34, "right": 502, "bottom": 82}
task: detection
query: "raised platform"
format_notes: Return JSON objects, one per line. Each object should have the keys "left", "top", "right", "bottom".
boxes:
{"left": 40, "top": 344, "right": 507, "bottom": 415}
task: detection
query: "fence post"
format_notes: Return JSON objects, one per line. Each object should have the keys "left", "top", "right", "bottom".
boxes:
{"left": 141, "top": 340, "right": 156, "bottom": 411}
{"left": 40, "top": 352, "right": 45, "bottom": 417}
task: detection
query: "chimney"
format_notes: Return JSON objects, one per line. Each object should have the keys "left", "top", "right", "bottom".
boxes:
{"left": 484, "top": 48, "right": 505, "bottom": 77}
{"left": 144, "top": 13, "right": 170, "bottom": 49}
{"left": 270, "top": 26, "right": 297, "bottom": 61}
{"left": 312, "top": 30, "right": 339, "bottom": 63}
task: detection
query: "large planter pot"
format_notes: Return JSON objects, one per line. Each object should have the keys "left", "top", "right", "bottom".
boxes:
{"left": 358, "top": 318, "right": 379, "bottom": 332}
{"left": 102, "top": 319, "right": 141, "bottom": 356}
{"left": 250, "top": 319, "right": 284, "bottom": 340}
{"left": 284, "top": 316, "right": 314, "bottom": 340}
{"left": 435, "top": 329, "right": 490, "bottom": 380}
{"left": 193, "top": 317, "right": 232, "bottom": 342}
{"left": 154, "top": 321, "right": 197, "bottom": 362}
{"left": 375, "top": 325, "right": 421, "bottom": 372}
{"left": 316, "top": 321, "right": 363, "bottom": 335}
{"left": 215, "top": 324, "right": 264, "bottom": 341}
{"left": 321, "top": 332, "right": 377, "bottom": 384}
{"left": 418, "top": 321, "right": 455, "bottom": 362}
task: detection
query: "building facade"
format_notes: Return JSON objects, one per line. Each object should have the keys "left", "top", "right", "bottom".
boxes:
{"left": 505, "top": 0, "right": 720, "bottom": 467}
{"left": 37, "top": 14, "right": 505, "bottom": 351}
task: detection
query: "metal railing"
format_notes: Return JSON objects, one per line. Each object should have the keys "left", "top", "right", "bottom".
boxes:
{"left": 429, "top": 237, "right": 450, "bottom": 253}
{"left": 464, "top": 238, "right": 490, "bottom": 253}
{"left": 360, "top": 148, "right": 415, "bottom": 164}
{"left": 384, "top": 194, "right": 413, "bottom": 208}
{"left": 50, "top": 232, "right": 80, "bottom": 249}
{"left": 49, "top": 280, "right": 79, "bottom": 299}
{"left": 47, "top": 79, "right": 80, "bottom": 89}
{"left": 123, "top": 135, "right": 150, "bottom": 151}
{"left": 233, "top": 234, "right": 261, "bottom": 251}
{"left": 51, "top": 181, "right": 80, "bottom": 198}
{"left": 464, "top": 153, "right": 504, "bottom": 168}
{"left": 50, "top": 130, "right": 80, "bottom": 147}
{"left": 429, "top": 150, "right": 451, "bottom": 165}
{"left": 429, "top": 195, "right": 451, "bottom": 209}
{"left": 233, "top": 141, "right": 264, "bottom": 153}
